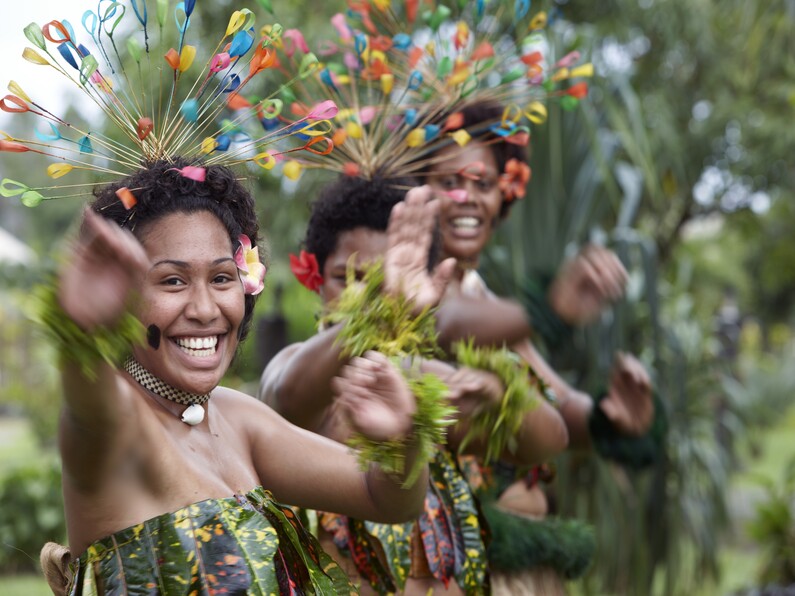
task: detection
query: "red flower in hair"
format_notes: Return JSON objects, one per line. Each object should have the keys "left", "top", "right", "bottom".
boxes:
{"left": 290, "top": 250, "right": 324, "bottom": 293}
{"left": 498, "top": 158, "right": 531, "bottom": 202}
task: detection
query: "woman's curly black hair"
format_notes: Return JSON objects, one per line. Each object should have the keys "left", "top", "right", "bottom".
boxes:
{"left": 305, "top": 175, "right": 443, "bottom": 274}
{"left": 304, "top": 176, "right": 411, "bottom": 273}
{"left": 90, "top": 158, "right": 261, "bottom": 343}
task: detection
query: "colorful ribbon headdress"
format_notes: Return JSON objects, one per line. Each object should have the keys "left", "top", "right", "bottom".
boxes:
{"left": 273, "top": 0, "right": 594, "bottom": 181}
{"left": 0, "top": 0, "right": 338, "bottom": 206}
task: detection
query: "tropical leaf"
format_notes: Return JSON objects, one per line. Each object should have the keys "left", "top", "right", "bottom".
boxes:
{"left": 364, "top": 521, "right": 413, "bottom": 590}
{"left": 431, "top": 450, "right": 488, "bottom": 593}
{"left": 417, "top": 484, "right": 457, "bottom": 586}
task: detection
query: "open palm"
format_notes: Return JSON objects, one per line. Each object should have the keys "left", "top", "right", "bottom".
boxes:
{"left": 383, "top": 185, "right": 455, "bottom": 312}
{"left": 59, "top": 209, "right": 149, "bottom": 330}
{"left": 599, "top": 352, "right": 653, "bottom": 436}
{"left": 332, "top": 352, "right": 416, "bottom": 442}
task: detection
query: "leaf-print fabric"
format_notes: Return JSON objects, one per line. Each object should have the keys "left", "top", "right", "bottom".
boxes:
{"left": 67, "top": 487, "right": 355, "bottom": 595}
{"left": 320, "top": 450, "right": 488, "bottom": 595}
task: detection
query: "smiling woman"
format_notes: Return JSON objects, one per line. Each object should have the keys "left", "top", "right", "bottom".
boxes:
{"left": 133, "top": 211, "right": 245, "bottom": 397}
{"left": 37, "top": 158, "right": 432, "bottom": 595}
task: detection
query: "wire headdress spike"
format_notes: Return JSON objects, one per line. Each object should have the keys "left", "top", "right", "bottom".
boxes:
{"left": 0, "top": 0, "right": 339, "bottom": 207}
{"left": 275, "top": 0, "right": 593, "bottom": 182}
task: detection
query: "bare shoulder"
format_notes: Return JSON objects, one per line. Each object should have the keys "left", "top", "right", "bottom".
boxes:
{"left": 214, "top": 385, "right": 277, "bottom": 414}
{"left": 211, "top": 385, "right": 286, "bottom": 435}
{"left": 258, "top": 341, "right": 304, "bottom": 403}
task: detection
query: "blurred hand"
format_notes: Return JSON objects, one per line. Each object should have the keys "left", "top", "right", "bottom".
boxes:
{"left": 445, "top": 367, "right": 504, "bottom": 418}
{"left": 383, "top": 185, "right": 456, "bottom": 312}
{"left": 599, "top": 352, "right": 653, "bottom": 436}
{"left": 332, "top": 351, "right": 416, "bottom": 442}
{"left": 548, "top": 245, "right": 628, "bottom": 325}
{"left": 59, "top": 209, "right": 149, "bottom": 330}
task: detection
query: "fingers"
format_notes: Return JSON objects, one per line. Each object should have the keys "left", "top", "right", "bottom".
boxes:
{"left": 612, "top": 352, "right": 651, "bottom": 391}
{"left": 405, "top": 184, "right": 435, "bottom": 206}
{"left": 605, "top": 352, "right": 654, "bottom": 435}
{"left": 431, "top": 257, "right": 456, "bottom": 296}
{"left": 387, "top": 186, "right": 436, "bottom": 251}
{"left": 598, "top": 395, "right": 622, "bottom": 422}
{"left": 580, "top": 245, "right": 627, "bottom": 302}
{"left": 82, "top": 208, "right": 150, "bottom": 273}
{"left": 335, "top": 352, "right": 394, "bottom": 392}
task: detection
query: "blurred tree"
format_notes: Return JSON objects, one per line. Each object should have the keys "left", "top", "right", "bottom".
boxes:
{"left": 482, "top": 0, "right": 795, "bottom": 593}
{"left": 567, "top": 0, "right": 794, "bottom": 262}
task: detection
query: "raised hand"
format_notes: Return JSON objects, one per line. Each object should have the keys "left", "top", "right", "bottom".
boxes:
{"left": 598, "top": 352, "right": 653, "bottom": 436}
{"left": 332, "top": 351, "right": 416, "bottom": 442}
{"left": 445, "top": 367, "right": 503, "bottom": 418}
{"left": 383, "top": 185, "right": 456, "bottom": 311}
{"left": 548, "top": 245, "right": 628, "bottom": 325}
{"left": 59, "top": 209, "right": 150, "bottom": 330}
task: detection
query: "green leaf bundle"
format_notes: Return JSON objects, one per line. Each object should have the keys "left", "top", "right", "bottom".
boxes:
{"left": 452, "top": 339, "right": 545, "bottom": 463}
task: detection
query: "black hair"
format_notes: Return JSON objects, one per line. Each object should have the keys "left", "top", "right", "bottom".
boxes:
{"left": 90, "top": 158, "right": 261, "bottom": 342}
{"left": 304, "top": 175, "right": 441, "bottom": 273}
{"left": 437, "top": 101, "right": 529, "bottom": 218}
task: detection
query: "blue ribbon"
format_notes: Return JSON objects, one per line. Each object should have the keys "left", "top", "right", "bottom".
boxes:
{"left": 229, "top": 30, "right": 254, "bottom": 58}
{"left": 515, "top": 0, "right": 530, "bottom": 20}
{"left": 392, "top": 33, "right": 411, "bottom": 50}
{"left": 130, "top": 0, "right": 147, "bottom": 27}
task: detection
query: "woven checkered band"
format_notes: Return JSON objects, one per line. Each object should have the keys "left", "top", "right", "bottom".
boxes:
{"left": 123, "top": 357, "right": 211, "bottom": 406}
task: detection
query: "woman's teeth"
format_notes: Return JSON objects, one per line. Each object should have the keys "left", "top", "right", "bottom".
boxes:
{"left": 452, "top": 216, "right": 480, "bottom": 229}
{"left": 175, "top": 336, "right": 218, "bottom": 357}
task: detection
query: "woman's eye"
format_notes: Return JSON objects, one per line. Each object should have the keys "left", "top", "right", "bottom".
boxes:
{"left": 213, "top": 274, "right": 234, "bottom": 284}
{"left": 477, "top": 178, "right": 496, "bottom": 191}
{"left": 440, "top": 176, "right": 458, "bottom": 190}
{"left": 163, "top": 277, "right": 185, "bottom": 286}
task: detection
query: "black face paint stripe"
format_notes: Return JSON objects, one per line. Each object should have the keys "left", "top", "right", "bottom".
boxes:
{"left": 147, "top": 324, "right": 161, "bottom": 350}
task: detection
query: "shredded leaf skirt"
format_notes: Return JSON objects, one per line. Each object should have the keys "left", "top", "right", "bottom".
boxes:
{"left": 67, "top": 486, "right": 355, "bottom": 595}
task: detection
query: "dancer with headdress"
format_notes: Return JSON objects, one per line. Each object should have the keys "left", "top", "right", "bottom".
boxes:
{"left": 258, "top": 1, "right": 663, "bottom": 593}
{"left": 256, "top": 3, "right": 587, "bottom": 593}
{"left": 261, "top": 175, "right": 569, "bottom": 594}
{"left": 2, "top": 2, "right": 451, "bottom": 594}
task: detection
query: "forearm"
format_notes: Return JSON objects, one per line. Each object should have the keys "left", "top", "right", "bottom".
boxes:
{"left": 60, "top": 358, "right": 134, "bottom": 492}
{"left": 511, "top": 401, "right": 569, "bottom": 464}
{"left": 362, "top": 436, "right": 428, "bottom": 523}
{"left": 559, "top": 390, "right": 594, "bottom": 450}
{"left": 37, "top": 280, "right": 135, "bottom": 437}
{"left": 256, "top": 414, "right": 428, "bottom": 524}
{"left": 448, "top": 391, "right": 569, "bottom": 464}
{"left": 510, "top": 338, "right": 595, "bottom": 450}
{"left": 436, "top": 293, "right": 532, "bottom": 349}
{"left": 259, "top": 325, "right": 346, "bottom": 430}
{"left": 62, "top": 362, "right": 123, "bottom": 430}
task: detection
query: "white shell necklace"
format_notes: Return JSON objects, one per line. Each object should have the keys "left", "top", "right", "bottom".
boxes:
{"left": 124, "top": 357, "right": 210, "bottom": 425}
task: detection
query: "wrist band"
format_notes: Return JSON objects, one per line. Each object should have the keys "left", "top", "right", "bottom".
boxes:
{"left": 588, "top": 391, "right": 667, "bottom": 469}
{"left": 452, "top": 339, "right": 546, "bottom": 463}
{"left": 322, "top": 261, "right": 454, "bottom": 488}
{"left": 32, "top": 280, "right": 146, "bottom": 381}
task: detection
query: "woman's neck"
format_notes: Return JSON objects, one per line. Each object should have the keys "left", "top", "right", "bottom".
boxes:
{"left": 452, "top": 256, "right": 479, "bottom": 281}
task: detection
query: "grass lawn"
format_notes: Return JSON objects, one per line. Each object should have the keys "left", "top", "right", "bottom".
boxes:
{"left": 0, "top": 574, "right": 52, "bottom": 596}
{"left": 700, "top": 407, "right": 795, "bottom": 596}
